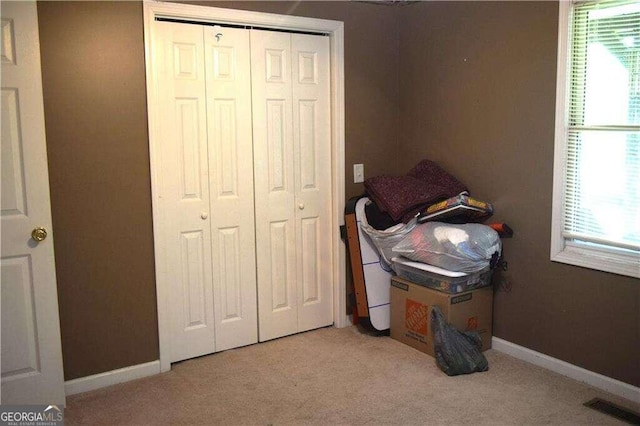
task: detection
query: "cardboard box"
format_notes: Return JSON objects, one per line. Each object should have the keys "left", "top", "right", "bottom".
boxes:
{"left": 390, "top": 277, "right": 493, "bottom": 357}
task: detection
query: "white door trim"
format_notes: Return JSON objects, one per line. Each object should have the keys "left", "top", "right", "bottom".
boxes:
{"left": 143, "top": 0, "right": 346, "bottom": 373}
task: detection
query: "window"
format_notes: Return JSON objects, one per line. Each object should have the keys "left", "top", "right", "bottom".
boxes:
{"left": 551, "top": 0, "right": 640, "bottom": 278}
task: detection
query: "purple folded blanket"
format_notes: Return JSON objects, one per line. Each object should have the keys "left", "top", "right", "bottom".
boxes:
{"left": 408, "top": 160, "right": 468, "bottom": 196}
{"left": 364, "top": 160, "right": 467, "bottom": 223}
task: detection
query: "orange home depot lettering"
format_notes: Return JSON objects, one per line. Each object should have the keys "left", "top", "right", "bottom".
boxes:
{"left": 405, "top": 299, "right": 428, "bottom": 335}
{"left": 467, "top": 316, "right": 478, "bottom": 330}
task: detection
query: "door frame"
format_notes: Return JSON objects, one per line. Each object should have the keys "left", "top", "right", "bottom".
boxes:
{"left": 143, "top": 0, "right": 347, "bottom": 372}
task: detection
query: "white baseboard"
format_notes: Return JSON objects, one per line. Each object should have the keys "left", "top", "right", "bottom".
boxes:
{"left": 65, "top": 360, "right": 161, "bottom": 396}
{"left": 492, "top": 337, "right": 639, "bottom": 403}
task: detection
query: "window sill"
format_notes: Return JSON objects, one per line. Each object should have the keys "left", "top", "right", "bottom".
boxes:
{"left": 551, "top": 243, "right": 640, "bottom": 279}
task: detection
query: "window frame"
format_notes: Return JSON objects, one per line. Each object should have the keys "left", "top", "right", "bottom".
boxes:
{"left": 550, "top": 0, "right": 640, "bottom": 278}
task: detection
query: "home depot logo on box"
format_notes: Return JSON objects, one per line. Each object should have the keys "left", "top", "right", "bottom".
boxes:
{"left": 405, "top": 299, "right": 428, "bottom": 335}
{"left": 467, "top": 316, "right": 478, "bottom": 331}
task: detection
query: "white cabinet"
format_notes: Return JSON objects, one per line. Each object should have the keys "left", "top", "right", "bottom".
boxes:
{"left": 154, "top": 21, "right": 333, "bottom": 362}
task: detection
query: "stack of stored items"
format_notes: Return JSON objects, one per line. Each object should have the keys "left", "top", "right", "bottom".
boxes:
{"left": 360, "top": 158, "right": 504, "bottom": 284}
{"left": 344, "top": 159, "right": 513, "bottom": 374}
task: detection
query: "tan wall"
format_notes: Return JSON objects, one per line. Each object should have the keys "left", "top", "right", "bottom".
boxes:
{"left": 398, "top": 1, "right": 639, "bottom": 387}
{"left": 38, "top": 1, "right": 158, "bottom": 380}
{"left": 37, "top": 1, "right": 400, "bottom": 380}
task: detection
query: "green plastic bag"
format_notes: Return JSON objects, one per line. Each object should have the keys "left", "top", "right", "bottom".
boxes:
{"left": 431, "top": 305, "right": 489, "bottom": 376}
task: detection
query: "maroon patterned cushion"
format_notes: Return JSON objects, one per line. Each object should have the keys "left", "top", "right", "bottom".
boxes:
{"left": 407, "top": 160, "right": 467, "bottom": 196}
{"left": 364, "top": 160, "right": 467, "bottom": 223}
{"left": 365, "top": 175, "right": 448, "bottom": 222}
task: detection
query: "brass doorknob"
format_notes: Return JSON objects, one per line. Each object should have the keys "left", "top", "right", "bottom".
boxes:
{"left": 31, "top": 227, "right": 47, "bottom": 242}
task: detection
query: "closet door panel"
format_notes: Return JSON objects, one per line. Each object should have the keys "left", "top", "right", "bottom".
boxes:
{"left": 157, "top": 22, "right": 216, "bottom": 362}
{"left": 205, "top": 27, "right": 258, "bottom": 351}
{"left": 292, "top": 34, "right": 333, "bottom": 332}
{"left": 251, "top": 30, "right": 298, "bottom": 341}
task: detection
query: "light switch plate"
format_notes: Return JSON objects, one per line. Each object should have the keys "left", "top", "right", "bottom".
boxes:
{"left": 354, "top": 163, "right": 364, "bottom": 183}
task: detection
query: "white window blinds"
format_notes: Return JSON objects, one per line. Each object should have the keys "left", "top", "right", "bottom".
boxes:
{"left": 564, "top": 0, "right": 640, "bottom": 253}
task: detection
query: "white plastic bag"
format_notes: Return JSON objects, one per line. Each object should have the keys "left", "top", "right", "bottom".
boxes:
{"left": 359, "top": 199, "right": 417, "bottom": 270}
{"left": 392, "top": 222, "right": 501, "bottom": 273}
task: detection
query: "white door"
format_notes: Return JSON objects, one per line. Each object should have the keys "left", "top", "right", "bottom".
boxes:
{"left": 251, "top": 30, "right": 333, "bottom": 341}
{"left": 1, "top": 1, "right": 65, "bottom": 405}
{"left": 291, "top": 33, "right": 333, "bottom": 333}
{"left": 203, "top": 26, "right": 258, "bottom": 352}
{"left": 251, "top": 30, "right": 298, "bottom": 341}
{"left": 155, "top": 21, "right": 257, "bottom": 362}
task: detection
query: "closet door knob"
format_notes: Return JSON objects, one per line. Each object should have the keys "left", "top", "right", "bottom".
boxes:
{"left": 201, "top": 212, "right": 208, "bottom": 220}
{"left": 298, "top": 203, "right": 305, "bottom": 210}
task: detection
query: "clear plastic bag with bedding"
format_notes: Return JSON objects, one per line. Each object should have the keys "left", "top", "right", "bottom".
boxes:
{"left": 392, "top": 222, "right": 501, "bottom": 273}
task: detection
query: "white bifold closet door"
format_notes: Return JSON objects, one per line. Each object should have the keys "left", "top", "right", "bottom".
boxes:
{"left": 155, "top": 21, "right": 332, "bottom": 362}
{"left": 156, "top": 22, "right": 257, "bottom": 362}
{"left": 251, "top": 30, "right": 333, "bottom": 342}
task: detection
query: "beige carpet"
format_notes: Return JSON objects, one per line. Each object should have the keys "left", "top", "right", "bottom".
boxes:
{"left": 65, "top": 326, "right": 638, "bottom": 425}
